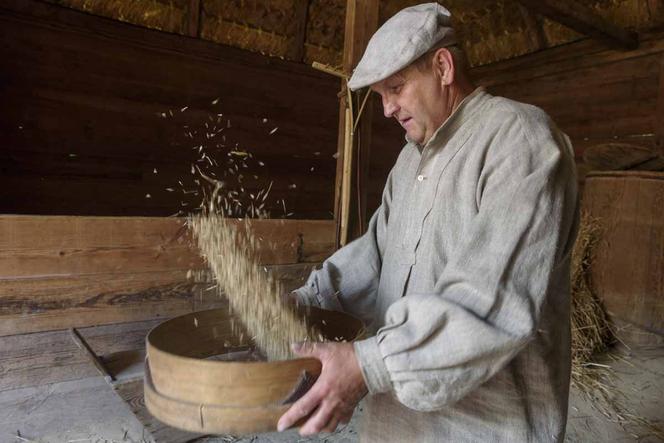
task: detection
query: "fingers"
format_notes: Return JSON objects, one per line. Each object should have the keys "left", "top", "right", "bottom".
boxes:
{"left": 339, "top": 410, "right": 353, "bottom": 425}
{"left": 277, "top": 384, "right": 322, "bottom": 432}
{"left": 291, "top": 340, "right": 328, "bottom": 358}
{"left": 320, "top": 415, "right": 340, "bottom": 434}
{"left": 299, "top": 402, "right": 335, "bottom": 436}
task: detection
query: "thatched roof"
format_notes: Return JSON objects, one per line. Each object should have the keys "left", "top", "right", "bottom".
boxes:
{"left": 43, "top": 0, "right": 663, "bottom": 67}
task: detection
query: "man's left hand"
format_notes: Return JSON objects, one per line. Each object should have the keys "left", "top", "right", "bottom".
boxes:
{"left": 277, "top": 341, "right": 367, "bottom": 436}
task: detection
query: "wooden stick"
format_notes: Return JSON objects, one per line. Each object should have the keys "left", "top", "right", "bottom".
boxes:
{"left": 339, "top": 106, "right": 354, "bottom": 246}
{"left": 311, "top": 61, "right": 347, "bottom": 79}
{"left": 352, "top": 88, "right": 372, "bottom": 133}
{"left": 70, "top": 327, "right": 115, "bottom": 384}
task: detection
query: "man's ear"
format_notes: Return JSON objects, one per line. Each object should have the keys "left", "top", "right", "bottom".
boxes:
{"left": 432, "top": 47, "right": 455, "bottom": 86}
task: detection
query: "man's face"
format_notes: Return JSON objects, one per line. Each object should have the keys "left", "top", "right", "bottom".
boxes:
{"left": 371, "top": 64, "right": 448, "bottom": 145}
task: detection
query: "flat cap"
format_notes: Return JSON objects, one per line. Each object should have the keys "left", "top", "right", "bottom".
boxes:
{"left": 347, "top": 3, "right": 456, "bottom": 91}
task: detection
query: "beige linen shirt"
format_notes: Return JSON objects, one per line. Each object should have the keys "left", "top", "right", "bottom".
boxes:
{"left": 296, "top": 88, "right": 579, "bottom": 442}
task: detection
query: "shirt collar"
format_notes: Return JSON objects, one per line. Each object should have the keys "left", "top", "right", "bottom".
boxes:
{"left": 406, "top": 86, "right": 489, "bottom": 152}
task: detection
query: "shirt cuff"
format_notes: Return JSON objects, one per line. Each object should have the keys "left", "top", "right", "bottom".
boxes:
{"left": 353, "top": 336, "right": 392, "bottom": 394}
{"left": 292, "top": 287, "right": 321, "bottom": 308}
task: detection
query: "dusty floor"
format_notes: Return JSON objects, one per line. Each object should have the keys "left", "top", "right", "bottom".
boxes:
{"left": 4, "top": 344, "right": 663, "bottom": 443}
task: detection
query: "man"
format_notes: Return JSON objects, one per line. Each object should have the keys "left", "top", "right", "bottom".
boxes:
{"left": 278, "top": 3, "right": 579, "bottom": 441}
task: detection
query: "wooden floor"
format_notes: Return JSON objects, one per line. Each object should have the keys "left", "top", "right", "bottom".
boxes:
{"left": 4, "top": 342, "right": 663, "bottom": 442}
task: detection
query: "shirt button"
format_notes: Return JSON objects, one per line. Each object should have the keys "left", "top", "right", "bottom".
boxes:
{"left": 417, "top": 175, "right": 425, "bottom": 182}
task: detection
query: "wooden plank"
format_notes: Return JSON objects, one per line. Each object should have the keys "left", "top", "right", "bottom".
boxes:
{"left": 114, "top": 378, "right": 203, "bottom": 442}
{"left": 582, "top": 143, "right": 659, "bottom": 171}
{"left": 0, "top": 263, "right": 314, "bottom": 391}
{"left": 105, "top": 349, "right": 205, "bottom": 442}
{"left": 0, "top": 319, "right": 163, "bottom": 391}
{"left": 0, "top": 216, "right": 335, "bottom": 275}
{"left": 489, "top": 59, "right": 659, "bottom": 106}
{"left": 0, "top": 215, "right": 329, "bottom": 335}
{"left": 0, "top": 377, "right": 148, "bottom": 442}
{"left": 517, "top": 0, "right": 638, "bottom": 50}
{"left": 0, "top": 263, "right": 314, "bottom": 337}
{"left": 286, "top": 0, "right": 310, "bottom": 62}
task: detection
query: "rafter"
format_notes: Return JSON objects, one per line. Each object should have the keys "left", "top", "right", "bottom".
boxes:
{"left": 517, "top": 0, "right": 638, "bottom": 50}
{"left": 517, "top": 4, "right": 548, "bottom": 51}
{"left": 186, "top": 0, "right": 202, "bottom": 38}
{"left": 286, "top": 0, "right": 310, "bottom": 62}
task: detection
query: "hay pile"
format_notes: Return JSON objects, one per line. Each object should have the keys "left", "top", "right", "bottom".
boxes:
{"left": 570, "top": 212, "right": 613, "bottom": 392}
{"left": 188, "top": 183, "right": 320, "bottom": 361}
{"left": 570, "top": 212, "right": 663, "bottom": 439}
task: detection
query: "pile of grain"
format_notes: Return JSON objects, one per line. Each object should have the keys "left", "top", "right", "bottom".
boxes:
{"left": 188, "top": 184, "right": 320, "bottom": 361}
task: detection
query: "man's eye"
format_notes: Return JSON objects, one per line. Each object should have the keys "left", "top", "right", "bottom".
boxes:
{"left": 391, "top": 85, "right": 402, "bottom": 93}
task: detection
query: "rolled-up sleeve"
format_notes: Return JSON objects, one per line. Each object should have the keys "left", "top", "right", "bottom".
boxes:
{"left": 354, "top": 111, "right": 578, "bottom": 411}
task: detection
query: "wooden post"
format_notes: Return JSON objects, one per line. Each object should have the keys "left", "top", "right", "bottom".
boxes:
{"left": 334, "top": 0, "right": 378, "bottom": 248}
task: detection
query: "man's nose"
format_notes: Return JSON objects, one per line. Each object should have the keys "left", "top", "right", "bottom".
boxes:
{"left": 382, "top": 98, "right": 399, "bottom": 118}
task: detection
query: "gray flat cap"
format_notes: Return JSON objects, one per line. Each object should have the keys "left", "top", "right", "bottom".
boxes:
{"left": 347, "top": 3, "right": 456, "bottom": 91}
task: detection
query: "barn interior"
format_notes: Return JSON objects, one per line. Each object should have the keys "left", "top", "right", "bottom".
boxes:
{"left": 1, "top": 0, "right": 663, "bottom": 442}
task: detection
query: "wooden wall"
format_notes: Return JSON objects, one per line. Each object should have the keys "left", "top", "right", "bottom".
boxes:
{"left": 0, "top": 215, "right": 335, "bottom": 391}
{"left": 0, "top": 2, "right": 342, "bottom": 399}
{"left": 0, "top": 0, "right": 340, "bottom": 219}
{"left": 366, "top": 31, "right": 664, "bottom": 215}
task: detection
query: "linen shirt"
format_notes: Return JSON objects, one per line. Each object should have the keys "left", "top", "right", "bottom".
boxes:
{"left": 295, "top": 88, "right": 579, "bottom": 442}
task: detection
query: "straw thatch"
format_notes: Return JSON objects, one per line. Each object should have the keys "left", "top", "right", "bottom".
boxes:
{"left": 43, "top": 0, "right": 664, "bottom": 68}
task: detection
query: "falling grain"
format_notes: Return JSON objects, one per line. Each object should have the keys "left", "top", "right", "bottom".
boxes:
{"left": 189, "top": 184, "right": 318, "bottom": 360}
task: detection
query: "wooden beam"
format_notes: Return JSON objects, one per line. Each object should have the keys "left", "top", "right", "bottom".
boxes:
{"left": 517, "top": 0, "right": 638, "bottom": 50}
{"left": 287, "top": 0, "right": 310, "bottom": 62}
{"left": 334, "top": 0, "right": 379, "bottom": 247}
{"left": 517, "top": 4, "right": 548, "bottom": 51}
{"left": 186, "top": 0, "right": 202, "bottom": 38}
{"left": 472, "top": 30, "right": 664, "bottom": 88}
